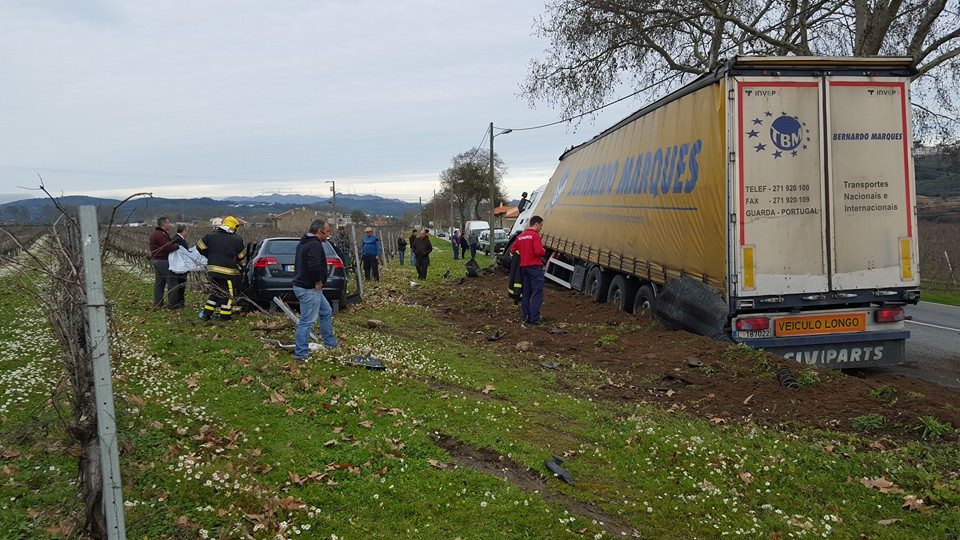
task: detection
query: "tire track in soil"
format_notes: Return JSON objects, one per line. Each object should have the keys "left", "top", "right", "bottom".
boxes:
{"left": 434, "top": 433, "right": 639, "bottom": 539}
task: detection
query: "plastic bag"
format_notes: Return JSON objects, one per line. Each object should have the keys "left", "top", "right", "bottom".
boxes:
{"left": 169, "top": 246, "right": 207, "bottom": 274}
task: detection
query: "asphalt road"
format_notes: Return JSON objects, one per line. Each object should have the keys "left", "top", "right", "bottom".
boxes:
{"left": 890, "top": 301, "right": 960, "bottom": 389}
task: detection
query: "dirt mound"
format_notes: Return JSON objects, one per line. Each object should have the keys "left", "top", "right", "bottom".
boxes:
{"left": 419, "top": 274, "right": 960, "bottom": 441}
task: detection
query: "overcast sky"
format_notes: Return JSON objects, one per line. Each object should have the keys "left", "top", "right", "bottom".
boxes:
{"left": 0, "top": 1, "right": 640, "bottom": 203}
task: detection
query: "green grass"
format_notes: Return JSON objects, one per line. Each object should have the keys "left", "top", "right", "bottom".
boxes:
{"left": 2, "top": 246, "right": 960, "bottom": 538}
{"left": 921, "top": 289, "right": 960, "bottom": 307}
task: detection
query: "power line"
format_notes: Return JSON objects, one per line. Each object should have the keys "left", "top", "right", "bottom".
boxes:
{"left": 497, "top": 72, "right": 685, "bottom": 132}
{"left": 466, "top": 126, "right": 491, "bottom": 159}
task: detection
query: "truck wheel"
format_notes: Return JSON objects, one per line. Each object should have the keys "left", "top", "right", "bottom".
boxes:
{"left": 608, "top": 275, "right": 638, "bottom": 313}
{"left": 330, "top": 299, "right": 341, "bottom": 315}
{"left": 634, "top": 285, "right": 655, "bottom": 318}
{"left": 584, "top": 266, "right": 612, "bottom": 303}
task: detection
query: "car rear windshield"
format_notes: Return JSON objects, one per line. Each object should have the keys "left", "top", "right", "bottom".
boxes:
{"left": 322, "top": 241, "right": 340, "bottom": 259}
{"left": 263, "top": 240, "right": 299, "bottom": 255}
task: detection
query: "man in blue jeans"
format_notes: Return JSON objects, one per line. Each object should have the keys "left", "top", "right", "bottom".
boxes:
{"left": 510, "top": 215, "right": 546, "bottom": 324}
{"left": 292, "top": 220, "right": 338, "bottom": 360}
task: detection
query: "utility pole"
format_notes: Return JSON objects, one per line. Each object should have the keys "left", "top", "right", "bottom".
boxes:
{"left": 449, "top": 194, "right": 454, "bottom": 234}
{"left": 418, "top": 196, "right": 422, "bottom": 228}
{"left": 488, "top": 122, "right": 495, "bottom": 238}
{"left": 326, "top": 180, "right": 337, "bottom": 225}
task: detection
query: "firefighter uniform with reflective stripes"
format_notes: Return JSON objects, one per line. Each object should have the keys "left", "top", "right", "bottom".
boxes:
{"left": 196, "top": 219, "right": 245, "bottom": 321}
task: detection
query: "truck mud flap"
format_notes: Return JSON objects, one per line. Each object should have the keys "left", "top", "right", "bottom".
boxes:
{"left": 653, "top": 277, "right": 729, "bottom": 341}
{"left": 745, "top": 332, "right": 908, "bottom": 368}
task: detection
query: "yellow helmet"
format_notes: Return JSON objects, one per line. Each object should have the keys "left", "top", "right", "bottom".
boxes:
{"left": 222, "top": 216, "right": 240, "bottom": 230}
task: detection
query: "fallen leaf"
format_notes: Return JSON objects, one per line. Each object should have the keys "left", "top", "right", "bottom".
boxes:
{"left": 1, "top": 449, "right": 22, "bottom": 459}
{"left": 428, "top": 459, "right": 448, "bottom": 469}
{"left": 738, "top": 471, "right": 754, "bottom": 484}
{"left": 333, "top": 426, "right": 343, "bottom": 434}
{"left": 324, "top": 439, "right": 338, "bottom": 447}
{"left": 289, "top": 471, "right": 304, "bottom": 485}
{"left": 238, "top": 375, "right": 253, "bottom": 385}
{"left": 185, "top": 374, "right": 199, "bottom": 389}
{"left": 902, "top": 495, "right": 927, "bottom": 512}
{"left": 860, "top": 476, "right": 904, "bottom": 494}
{"left": 665, "top": 389, "right": 676, "bottom": 397}
{"left": 269, "top": 391, "right": 287, "bottom": 404}
{"left": 127, "top": 394, "right": 145, "bottom": 406}
{"left": 482, "top": 385, "right": 495, "bottom": 394}
{"left": 742, "top": 394, "right": 754, "bottom": 405}
{"left": 254, "top": 464, "right": 272, "bottom": 474}
{"left": 279, "top": 496, "right": 305, "bottom": 511}
{"left": 877, "top": 518, "right": 902, "bottom": 526}
{"left": 708, "top": 416, "right": 726, "bottom": 424}
{"left": 359, "top": 420, "right": 373, "bottom": 429}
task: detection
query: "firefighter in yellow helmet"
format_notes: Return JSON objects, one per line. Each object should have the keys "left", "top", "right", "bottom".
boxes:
{"left": 196, "top": 216, "right": 246, "bottom": 321}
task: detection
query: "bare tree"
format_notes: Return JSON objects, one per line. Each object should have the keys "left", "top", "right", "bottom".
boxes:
{"left": 525, "top": 0, "right": 960, "bottom": 135}
{"left": 439, "top": 150, "right": 508, "bottom": 221}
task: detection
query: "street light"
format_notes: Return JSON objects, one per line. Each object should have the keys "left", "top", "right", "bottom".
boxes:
{"left": 325, "top": 180, "right": 337, "bottom": 225}
{"left": 488, "top": 122, "right": 512, "bottom": 251}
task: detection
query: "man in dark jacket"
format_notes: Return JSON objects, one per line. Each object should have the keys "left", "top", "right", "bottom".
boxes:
{"left": 396, "top": 235, "right": 407, "bottom": 265}
{"left": 148, "top": 216, "right": 177, "bottom": 308}
{"left": 408, "top": 229, "right": 418, "bottom": 266}
{"left": 360, "top": 227, "right": 383, "bottom": 281}
{"left": 168, "top": 224, "right": 190, "bottom": 309}
{"left": 196, "top": 216, "right": 246, "bottom": 321}
{"left": 292, "top": 220, "right": 338, "bottom": 360}
{"left": 411, "top": 228, "right": 433, "bottom": 280}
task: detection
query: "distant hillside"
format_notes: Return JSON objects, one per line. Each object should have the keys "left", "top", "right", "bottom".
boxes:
{"left": 916, "top": 153, "right": 960, "bottom": 198}
{"left": 0, "top": 192, "right": 419, "bottom": 224}
{"left": 225, "top": 193, "right": 418, "bottom": 218}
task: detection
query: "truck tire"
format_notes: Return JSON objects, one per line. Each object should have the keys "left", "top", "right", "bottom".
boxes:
{"left": 330, "top": 299, "right": 341, "bottom": 315}
{"left": 584, "top": 266, "right": 612, "bottom": 303}
{"left": 608, "top": 275, "right": 638, "bottom": 313}
{"left": 652, "top": 277, "right": 729, "bottom": 340}
{"left": 634, "top": 285, "right": 655, "bottom": 318}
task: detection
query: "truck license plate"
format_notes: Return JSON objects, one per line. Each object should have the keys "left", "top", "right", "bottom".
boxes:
{"left": 774, "top": 313, "right": 866, "bottom": 336}
{"left": 737, "top": 330, "right": 773, "bottom": 339}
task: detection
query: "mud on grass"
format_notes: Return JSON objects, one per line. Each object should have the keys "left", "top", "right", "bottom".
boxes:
{"left": 417, "top": 272, "right": 960, "bottom": 442}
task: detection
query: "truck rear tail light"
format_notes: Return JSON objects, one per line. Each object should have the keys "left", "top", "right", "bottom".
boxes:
{"left": 326, "top": 257, "right": 344, "bottom": 269}
{"left": 253, "top": 257, "right": 278, "bottom": 269}
{"left": 874, "top": 308, "right": 904, "bottom": 323}
{"left": 736, "top": 317, "right": 770, "bottom": 331}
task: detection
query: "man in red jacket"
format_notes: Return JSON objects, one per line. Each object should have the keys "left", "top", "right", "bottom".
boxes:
{"left": 510, "top": 215, "right": 546, "bottom": 324}
{"left": 148, "top": 216, "right": 178, "bottom": 308}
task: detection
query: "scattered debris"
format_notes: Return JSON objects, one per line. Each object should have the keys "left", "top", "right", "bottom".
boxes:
{"left": 777, "top": 368, "right": 799, "bottom": 389}
{"left": 547, "top": 325, "right": 567, "bottom": 335}
{"left": 487, "top": 330, "right": 506, "bottom": 341}
{"left": 260, "top": 338, "right": 295, "bottom": 350}
{"left": 686, "top": 357, "right": 704, "bottom": 368}
{"left": 540, "top": 360, "right": 561, "bottom": 369}
{"left": 366, "top": 319, "right": 386, "bottom": 329}
{"left": 743, "top": 394, "right": 754, "bottom": 405}
{"left": 515, "top": 341, "right": 534, "bottom": 352}
{"left": 544, "top": 456, "right": 574, "bottom": 485}
{"left": 348, "top": 354, "right": 386, "bottom": 371}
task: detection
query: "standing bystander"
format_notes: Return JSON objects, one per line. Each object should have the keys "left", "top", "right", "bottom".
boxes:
{"left": 148, "top": 217, "right": 178, "bottom": 308}
{"left": 411, "top": 228, "right": 433, "bottom": 280}
{"left": 292, "top": 220, "right": 338, "bottom": 360}
{"left": 396, "top": 234, "right": 407, "bottom": 265}
{"left": 168, "top": 224, "right": 190, "bottom": 309}
{"left": 361, "top": 227, "right": 383, "bottom": 281}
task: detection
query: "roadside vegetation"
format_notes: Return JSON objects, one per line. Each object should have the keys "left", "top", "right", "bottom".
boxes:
{"left": 1, "top": 240, "right": 959, "bottom": 538}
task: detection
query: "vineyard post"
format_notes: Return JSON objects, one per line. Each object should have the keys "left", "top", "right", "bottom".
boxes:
{"left": 78, "top": 206, "right": 127, "bottom": 539}
{"left": 351, "top": 223, "right": 364, "bottom": 298}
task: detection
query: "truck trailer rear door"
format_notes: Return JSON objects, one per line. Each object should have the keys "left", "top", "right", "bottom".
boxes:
{"left": 733, "top": 78, "right": 829, "bottom": 296}
{"left": 825, "top": 77, "right": 919, "bottom": 291}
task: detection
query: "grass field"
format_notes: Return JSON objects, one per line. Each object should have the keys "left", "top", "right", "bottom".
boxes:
{"left": 1, "top": 241, "right": 959, "bottom": 538}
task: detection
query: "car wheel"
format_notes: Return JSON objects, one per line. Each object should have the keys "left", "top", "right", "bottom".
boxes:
{"left": 584, "top": 266, "right": 612, "bottom": 303}
{"left": 608, "top": 275, "right": 638, "bottom": 313}
{"left": 633, "top": 285, "right": 655, "bottom": 318}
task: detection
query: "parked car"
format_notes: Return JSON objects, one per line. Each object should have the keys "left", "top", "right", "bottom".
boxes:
{"left": 242, "top": 237, "right": 347, "bottom": 313}
{"left": 478, "top": 228, "right": 509, "bottom": 254}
